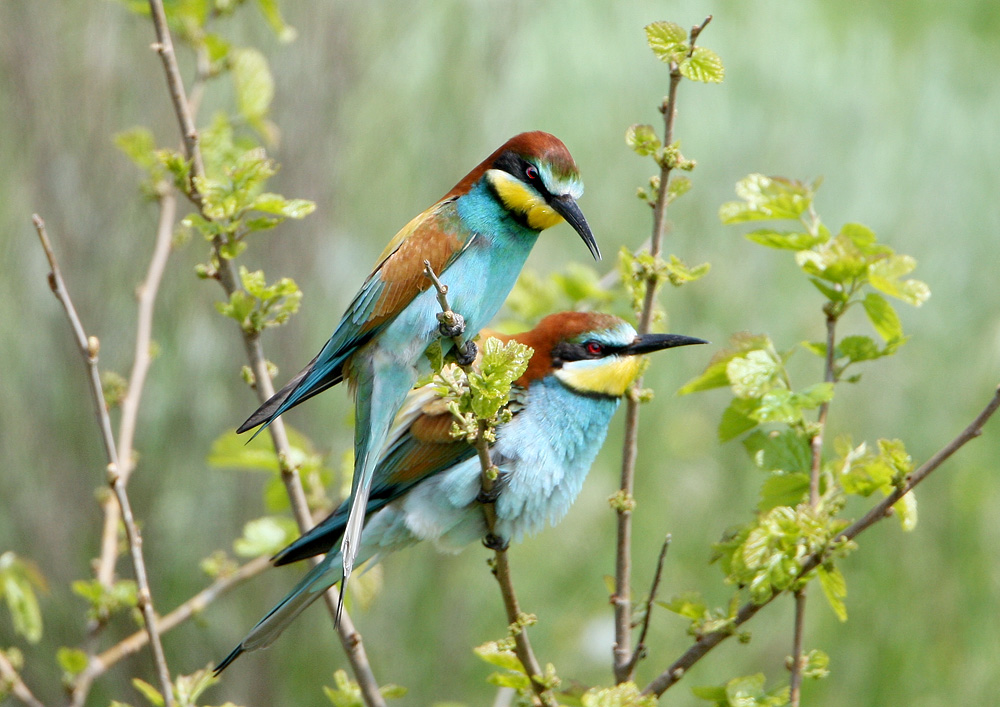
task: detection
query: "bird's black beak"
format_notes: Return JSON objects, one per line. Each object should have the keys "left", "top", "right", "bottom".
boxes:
{"left": 625, "top": 333, "right": 707, "bottom": 355}
{"left": 549, "top": 194, "right": 601, "bottom": 261}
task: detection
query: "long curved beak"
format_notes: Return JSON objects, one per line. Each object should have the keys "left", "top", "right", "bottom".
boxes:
{"left": 549, "top": 194, "right": 601, "bottom": 261}
{"left": 625, "top": 333, "right": 707, "bottom": 355}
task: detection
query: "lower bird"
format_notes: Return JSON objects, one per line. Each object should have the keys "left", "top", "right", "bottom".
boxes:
{"left": 216, "top": 311, "right": 704, "bottom": 672}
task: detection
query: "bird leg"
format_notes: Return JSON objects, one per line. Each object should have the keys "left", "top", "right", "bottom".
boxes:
{"left": 436, "top": 310, "right": 465, "bottom": 339}
{"left": 454, "top": 340, "right": 477, "bottom": 367}
{"left": 476, "top": 485, "right": 501, "bottom": 504}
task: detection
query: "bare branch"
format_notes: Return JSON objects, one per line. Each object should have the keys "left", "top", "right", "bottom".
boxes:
{"left": 33, "top": 214, "right": 175, "bottom": 707}
{"left": 623, "top": 534, "right": 671, "bottom": 676}
{"left": 0, "top": 649, "right": 46, "bottom": 707}
{"left": 96, "top": 190, "right": 177, "bottom": 591}
{"left": 643, "top": 384, "right": 1000, "bottom": 697}
{"left": 789, "top": 589, "right": 807, "bottom": 706}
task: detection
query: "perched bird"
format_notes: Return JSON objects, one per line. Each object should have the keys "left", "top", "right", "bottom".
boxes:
{"left": 216, "top": 311, "right": 705, "bottom": 671}
{"left": 237, "top": 132, "right": 601, "bottom": 593}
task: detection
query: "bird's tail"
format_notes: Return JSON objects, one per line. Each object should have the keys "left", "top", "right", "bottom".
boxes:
{"left": 214, "top": 552, "right": 345, "bottom": 674}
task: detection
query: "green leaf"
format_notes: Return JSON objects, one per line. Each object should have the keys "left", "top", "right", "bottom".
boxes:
{"left": 661, "top": 591, "right": 708, "bottom": 621}
{"left": 862, "top": 292, "right": 903, "bottom": 343}
{"left": 581, "top": 682, "right": 657, "bottom": 707}
{"left": 758, "top": 473, "right": 810, "bottom": 511}
{"left": 719, "top": 397, "right": 760, "bottom": 441}
{"left": 817, "top": 565, "right": 848, "bottom": 621}
{"left": 838, "top": 335, "right": 882, "bottom": 363}
{"left": 57, "top": 647, "right": 88, "bottom": 677}
{"left": 645, "top": 21, "right": 687, "bottom": 62}
{"left": 719, "top": 174, "right": 815, "bottom": 224}
{"left": 744, "top": 229, "right": 825, "bottom": 251}
{"left": 894, "top": 491, "right": 918, "bottom": 532}
{"left": 679, "top": 332, "right": 771, "bottom": 395}
{"left": 231, "top": 48, "right": 274, "bottom": 124}
{"left": 802, "top": 648, "right": 831, "bottom": 680}
{"left": 114, "top": 127, "right": 158, "bottom": 170}
{"left": 868, "top": 254, "right": 930, "bottom": 306}
{"left": 625, "top": 124, "right": 661, "bottom": 157}
{"left": 132, "top": 678, "right": 165, "bottom": 707}
{"left": 0, "top": 552, "right": 47, "bottom": 643}
{"left": 253, "top": 192, "right": 316, "bottom": 219}
{"left": 233, "top": 516, "right": 299, "bottom": 557}
{"left": 667, "top": 175, "right": 692, "bottom": 203}
{"left": 743, "top": 430, "right": 811, "bottom": 474}
{"left": 679, "top": 46, "right": 725, "bottom": 83}
{"left": 255, "top": 0, "right": 297, "bottom": 42}
{"left": 473, "top": 641, "right": 525, "bottom": 673}
{"left": 726, "top": 349, "right": 780, "bottom": 399}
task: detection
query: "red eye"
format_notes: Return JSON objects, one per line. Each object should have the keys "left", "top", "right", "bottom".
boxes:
{"left": 585, "top": 341, "right": 603, "bottom": 356}
{"left": 525, "top": 165, "right": 539, "bottom": 181}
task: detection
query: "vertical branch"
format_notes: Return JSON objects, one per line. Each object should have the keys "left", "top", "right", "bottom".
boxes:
{"left": 613, "top": 14, "right": 712, "bottom": 685}
{"left": 143, "top": 3, "right": 384, "bottom": 702}
{"left": 424, "top": 263, "right": 556, "bottom": 707}
{"left": 791, "top": 308, "right": 837, "bottom": 705}
{"left": 95, "top": 190, "right": 177, "bottom": 591}
{"left": 33, "top": 215, "right": 176, "bottom": 707}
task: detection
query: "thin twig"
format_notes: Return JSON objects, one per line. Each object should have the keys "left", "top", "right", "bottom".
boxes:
{"left": 789, "top": 589, "right": 807, "bottom": 705}
{"left": 95, "top": 189, "right": 177, "bottom": 591}
{"left": 143, "top": 2, "right": 384, "bottom": 701}
{"left": 642, "top": 383, "right": 1000, "bottom": 697}
{"left": 624, "top": 534, "right": 671, "bottom": 676}
{"left": 424, "top": 262, "right": 556, "bottom": 707}
{"left": 0, "top": 649, "right": 46, "bottom": 707}
{"left": 791, "top": 309, "right": 838, "bottom": 704}
{"left": 613, "top": 13, "right": 713, "bottom": 685}
{"left": 146, "top": 0, "right": 204, "bottom": 187}
{"left": 33, "top": 214, "right": 176, "bottom": 707}
{"left": 75, "top": 555, "right": 271, "bottom": 687}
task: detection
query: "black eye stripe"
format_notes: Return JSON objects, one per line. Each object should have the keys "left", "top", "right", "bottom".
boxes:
{"left": 551, "top": 340, "right": 626, "bottom": 366}
{"left": 493, "top": 150, "right": 552, "bottom": 199}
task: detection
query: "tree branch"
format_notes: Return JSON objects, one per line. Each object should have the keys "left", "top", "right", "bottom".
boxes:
{"left": 424, "top": 263, "right": 556, "bottom": 707}
{"left": 642, "top": 383, "right": 1000, "bottom": 697}
{"left": 33, "top": 214, "right": 176, "bottom": 707}
{"left": 613, "top": 13, "right": 713, "bottom": 685}
{"left": 143, "top": 2, "right": 385, "bottom": 702}
{"left": 0, "top": 649, "right": 46, "bottom": 707}
{"left": 95, "top": 189, "right": 176, "bottom": 592}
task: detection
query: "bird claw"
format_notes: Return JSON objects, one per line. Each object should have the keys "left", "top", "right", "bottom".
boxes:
{"left": 483, "top": 533, "right": 509, "bottom": 552}
{"left": 477, "top": 486, "right": 501, "bottom": 504}
{"left": 438, "top": 311, "right": 466, "bottom": 339}
{"left": 454, "top": 340, "right": 477, "bottom": 367}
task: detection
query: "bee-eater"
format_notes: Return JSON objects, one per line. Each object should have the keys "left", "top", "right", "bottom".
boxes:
{"left": 238, "top": 133, "right": 601, "bottom": 593}
{"left": 216, "top": 311, "right": 704, "bottom": 671}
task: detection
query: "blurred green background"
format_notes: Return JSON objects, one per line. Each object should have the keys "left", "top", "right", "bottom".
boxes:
{"left": 2, "top": 0, "right": 999, "bottom": 704}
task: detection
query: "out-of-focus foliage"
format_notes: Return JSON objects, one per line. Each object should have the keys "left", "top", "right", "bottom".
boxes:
{"left": 3, "top": 1, "right": 999, "bottom": 706}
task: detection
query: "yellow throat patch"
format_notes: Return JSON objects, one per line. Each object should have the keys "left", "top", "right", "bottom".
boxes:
{"left": 487, "top": 169, "right": 564, "bottom": 230}
{"left": 555, "top": 356, "right": 643, "bottom": 397}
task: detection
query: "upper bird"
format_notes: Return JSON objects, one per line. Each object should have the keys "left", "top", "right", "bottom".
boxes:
{"left": 216, "top": 311, "right": 705, "bottom": 671}
{"left": 237, "top": 132, "right": 601, "bottom": 593}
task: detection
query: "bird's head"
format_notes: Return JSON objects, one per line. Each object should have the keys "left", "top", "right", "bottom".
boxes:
{"left": 448, "top": 132, "right": 601, "bottom": 260}
{"left": 507, "top": 312, "right": 706, "bottom": 397}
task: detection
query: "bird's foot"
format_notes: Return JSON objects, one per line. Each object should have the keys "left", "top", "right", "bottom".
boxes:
{"left": 483, "top": 533, "right": 509, "bottom": 552}
{"left": 437, "top": 311, "right": 466, "bottom": 339}
{"left": 477, "top": 486, "right": 501, "bottom": 504}
{"left": 454, "top": 340, "right": 477, "bottom": 367}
